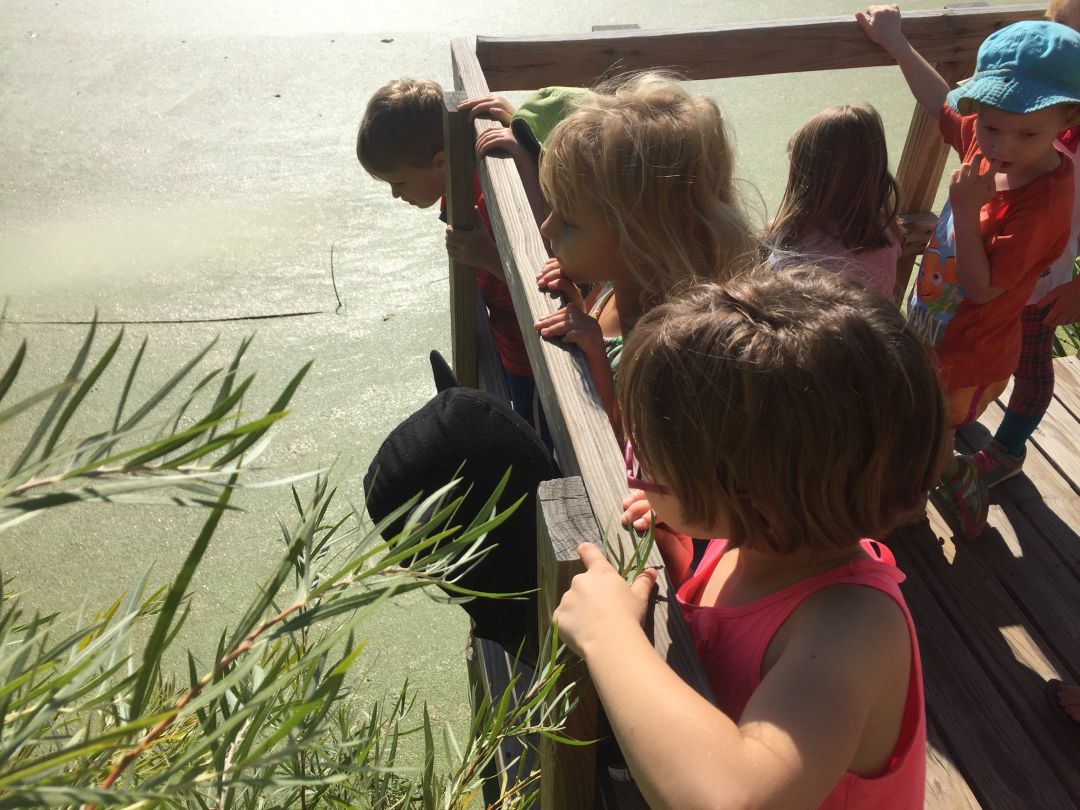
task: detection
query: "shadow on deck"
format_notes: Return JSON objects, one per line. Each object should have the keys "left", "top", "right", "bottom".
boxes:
{"left": 891, "top": 355, "right": 1080, "bottom": 808}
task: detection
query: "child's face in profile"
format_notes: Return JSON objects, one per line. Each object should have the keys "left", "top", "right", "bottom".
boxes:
{"left": 973, "top": 104, "right": 1073, "bottom": 173}
{"left": 369, "top": 152, "right": 445, "bottom": 209}
{"left": 539, "top": 206, "right": 626, "bottom": 284}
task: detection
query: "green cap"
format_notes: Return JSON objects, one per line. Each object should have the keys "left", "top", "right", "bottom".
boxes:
{"left": 510, "top": 86, "right": 593, "bottom": 156}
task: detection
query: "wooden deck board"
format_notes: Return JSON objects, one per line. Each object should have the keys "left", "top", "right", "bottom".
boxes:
{"left": 891, "top": 355, "right": 1080, "bottom": 808}
{"left": 1050, "top": 355, "right": 1080, "bottom": 420}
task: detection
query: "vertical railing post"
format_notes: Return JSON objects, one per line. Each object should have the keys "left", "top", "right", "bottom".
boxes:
{"left": 537, "top": 476, "right": 600, "bottom": 810}
{"left": 892, "top": 58, "right": 976, "bottom": 302}
{"left": 443, "top": 90, "right": 479, "bottom": 388}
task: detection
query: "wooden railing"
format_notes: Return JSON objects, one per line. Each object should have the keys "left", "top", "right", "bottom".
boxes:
{"left": 445, "top": 6, "right": 1043, "bottom": 808}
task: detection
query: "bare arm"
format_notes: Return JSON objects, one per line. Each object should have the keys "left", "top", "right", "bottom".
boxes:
{"left": 856, "top": 5, "right": 949, "bottom": 119}
{"left": 475, "top": 125, "right": 548, "bottom": 226}
{"left": 1037, "top": 274, "right": 1080, "bottom": 325}
{"left": 555, "top": 545, "right": 913, "bottom": 810}
{"left": 515, "top": 158, "right": 548, "bottom": 227}
{"left": 950, "top": 156, "right": 1003, "bottom": 303}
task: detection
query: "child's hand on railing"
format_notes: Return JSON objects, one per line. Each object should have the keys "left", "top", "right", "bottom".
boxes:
{"left": 458, "top": 94, "right": 516, "bottom": 126}
{"left": 855, "top": 4, "right": 905, "bottom": 54}
{"left": 536, "top": 257, "right": 586, "bottom": 310}
{"left": 552, "top": 542, "right": 657, "bottom": 659}
{"left": 534, "top": 305, "right": 604, "bottom": 358}
{"left": 475, "top": 125, "right": 531, "bottom": 164}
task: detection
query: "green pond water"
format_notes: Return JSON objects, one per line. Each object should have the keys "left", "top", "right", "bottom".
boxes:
{"left": 0, "top": 0, "right": 1008, "bottom": 764}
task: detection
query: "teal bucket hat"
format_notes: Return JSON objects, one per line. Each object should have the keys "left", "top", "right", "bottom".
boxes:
{"left": 510, "top": 86, "right": 593, "bottom": 157}
{"left": 947, "top": 20, "right": 1080, "bottom": 117}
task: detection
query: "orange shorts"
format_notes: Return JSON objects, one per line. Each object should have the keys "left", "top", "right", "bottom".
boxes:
{"left": 945, "top": 379, "right": 1009, "bottom": 429}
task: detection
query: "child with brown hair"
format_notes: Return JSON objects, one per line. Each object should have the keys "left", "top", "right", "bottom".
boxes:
{"left": 767, "top": 104, "right": 901, "bottom": 298}
{"left": 532, "top": 73, "right": 759, "bottom": 430}
{"left": 858, "top": 8, "right": 1080, "bottom": 539}
{"left": 356, "top": 78, "right": 536, "bottom": 425}
{"left": 555, "top": 266, "right": 947, "bottom": 809}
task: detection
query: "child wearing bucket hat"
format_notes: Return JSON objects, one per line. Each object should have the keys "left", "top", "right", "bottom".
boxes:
{"left": 858, "top": 7, "right": 1080, "bottom": 540}
{"left": 970, "top": 0, "right": 1080, "bottom": 497}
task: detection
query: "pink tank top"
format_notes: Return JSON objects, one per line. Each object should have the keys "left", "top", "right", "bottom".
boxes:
{"left": 677, "top": 540, "right": 925, "bottom": 810}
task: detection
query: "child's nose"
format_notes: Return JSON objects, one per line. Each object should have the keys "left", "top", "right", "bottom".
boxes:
{"left": 539, "top": 212, "right": 557, "bottom": 238}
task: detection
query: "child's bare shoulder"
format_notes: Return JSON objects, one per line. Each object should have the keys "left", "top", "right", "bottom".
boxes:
{"left": 787, "top": 582, "right": 911, "bottom": 666}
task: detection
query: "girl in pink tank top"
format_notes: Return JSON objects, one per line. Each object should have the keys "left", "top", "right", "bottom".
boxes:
{"left": 554, "top": 266, "right": 949, "bottom": 809}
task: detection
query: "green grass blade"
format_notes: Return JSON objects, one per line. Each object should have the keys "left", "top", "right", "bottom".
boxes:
{"left": 7, "top": 318, "right": 97, "bottom": 476}
{"left": 129, "top": 474, "right": 237, "bottom": 716}
{"left": 0, "top": 382, "right": 76, "bottom": 428}
{"left": 40, "top": 328, "right": 123, "bottom": 460}
{"left": 208, "top": 337, "right": 253, "bottom": 442}
{"left": 210, "top": 361, "right": 311, "bottom": 469}
{"left": 111, "top": 335, "right": 146, "bottom": 433}
{"left": 117, "top": 336, "right": 219, "bottom": 433}
{"left": 0, "top": 341, "right": 26, "bottom": 406}
{"left": 11, "top": 319, "right": 98, "bottom": 471}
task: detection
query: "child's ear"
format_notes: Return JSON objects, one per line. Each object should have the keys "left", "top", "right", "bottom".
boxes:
{"left": 431, "top": 150, "right": 446, "bottom": 171}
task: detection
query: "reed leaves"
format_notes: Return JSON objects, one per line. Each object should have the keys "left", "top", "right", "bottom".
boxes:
{"left": 0, "top": 326, "right": 572, "bottom": 807}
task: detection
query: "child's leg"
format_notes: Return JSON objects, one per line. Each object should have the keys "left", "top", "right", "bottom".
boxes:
{"left": 993, "top": 304, "right": 1055, "bottom": 458}
{"left": 932, "top": 382, "right": 1006, "bottom": 540}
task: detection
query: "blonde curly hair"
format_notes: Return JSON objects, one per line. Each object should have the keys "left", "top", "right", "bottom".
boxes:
{"left": 539, "top": 73, "right": 759, "bottom": 302}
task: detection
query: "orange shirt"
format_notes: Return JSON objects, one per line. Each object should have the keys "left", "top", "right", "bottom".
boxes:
{"left": 910, "top": 106, "right": 1074, "bottom": 389}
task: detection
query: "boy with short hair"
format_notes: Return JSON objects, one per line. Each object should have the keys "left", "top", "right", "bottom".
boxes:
{"left": 857, "top": 8, "right": 1080, "bottom": 538}
{"left": 356, "top": 78, "right": 535, "bottom": 423}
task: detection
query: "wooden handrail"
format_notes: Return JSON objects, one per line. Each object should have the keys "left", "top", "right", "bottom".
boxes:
{"left": 443, "top": 91, "right": 480, "bottom": 387}
{"left": 451, "top": 37, "right": 716, "bottom": 704}
{"left": 475, "top": 5, "right": 1041, "bottom": 89}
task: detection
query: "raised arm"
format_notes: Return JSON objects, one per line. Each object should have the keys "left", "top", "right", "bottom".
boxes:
{"left": 856, "top": 5, "right": 950, "bottom": 119}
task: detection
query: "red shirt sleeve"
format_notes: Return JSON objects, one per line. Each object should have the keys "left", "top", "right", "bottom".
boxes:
{"left": 938, "top": 104, "right": 977, "bottom": 158}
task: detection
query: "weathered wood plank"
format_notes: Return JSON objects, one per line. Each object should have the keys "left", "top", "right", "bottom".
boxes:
{"left": 925, "top": 717, "right": 981, "bottom": 810}
{"left": 537, "top": 477, "right": 600, "bottom": 810}
{"left": 1050, "top": 354, "right": 1080, "bottom": 420}
{"left": 475, "top": 5, "right": 1041, "bottom": 90}
{"left": 452, "top": 37, "right": 715, "bottom": 703}
{"left": 897, "top": 516, "right": 1080, "bottom": 797}
{"left": 443, "top": 90, "right": 479, "bottom": 388}
{"left": 1022, "top": 393, "right": 1080, "bottom": 496}
{"left": 890, "top": 525, "right": 1077, "bottom": 808}
{"left": 961, "top": 375, "right": 1080, "bottom": 582}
